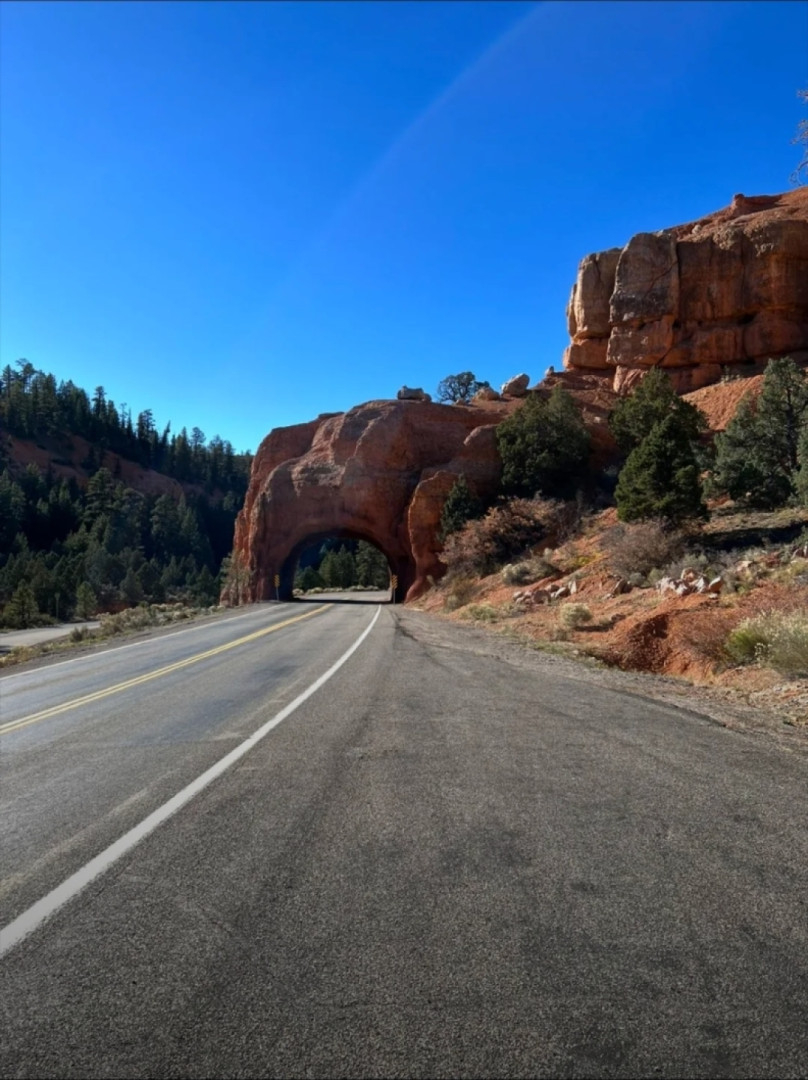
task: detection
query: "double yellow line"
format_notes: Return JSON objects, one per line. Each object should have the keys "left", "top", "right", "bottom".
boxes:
{"left": 0, "top": 604, "right": 332, "bottom": 737}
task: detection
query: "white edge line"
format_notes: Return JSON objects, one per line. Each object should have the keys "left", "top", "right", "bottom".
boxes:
{"left": 0, "top": 604, "right": 382, "bottom": 960}
{"left": 0, "top": 604, "right": 292, "bottom": 681}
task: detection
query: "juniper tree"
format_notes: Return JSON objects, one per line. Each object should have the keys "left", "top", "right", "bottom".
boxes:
{"left": 496, "top": 387, "right": 590, "bottom": 499}
{"left": 439, "top": 475, "right": 485, "bottom": 540}
{"left": 615, "top": 413, "right": 707, "bottom": 524}
{"left": 609, "top": 368, "right": 706, "bottom": 455}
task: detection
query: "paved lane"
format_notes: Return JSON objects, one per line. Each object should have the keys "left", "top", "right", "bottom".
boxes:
{"left": 0, "top": 600, "right": 382, "bottom": 929}
{"left": 1, "top": 604, "right": 806, "bottom": 1078}
{"left": 0, "top": 602, "right": 330, "bottom": 730}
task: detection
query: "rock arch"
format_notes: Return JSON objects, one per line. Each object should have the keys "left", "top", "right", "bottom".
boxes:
{"left": 228, "top": 399, "right": 506, "bottom": 604}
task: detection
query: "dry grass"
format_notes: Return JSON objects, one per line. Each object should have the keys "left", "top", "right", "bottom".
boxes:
{"left": 602, "top": 519, "right": 686, "bottom": 579}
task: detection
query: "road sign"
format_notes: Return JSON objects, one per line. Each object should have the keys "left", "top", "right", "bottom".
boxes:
{"left": 274, "top": 574, "right": 280, "bottom": 588}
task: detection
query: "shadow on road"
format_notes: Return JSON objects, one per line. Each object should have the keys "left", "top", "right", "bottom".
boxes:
{"left": 294, "top": 591, "right": 392, "bottom": 606}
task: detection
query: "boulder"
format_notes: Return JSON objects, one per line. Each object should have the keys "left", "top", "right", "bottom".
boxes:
{"left": 500, "top": 373, "right": 530, "bottom": 397}
{"left": 397, "top": 386, "right": 432, "bottom": 402}
{"left": 563, "top": 188, "right": 808, "bottom": 392}
{"left": 473, "top": 385, "right": 502, "bottom": 402}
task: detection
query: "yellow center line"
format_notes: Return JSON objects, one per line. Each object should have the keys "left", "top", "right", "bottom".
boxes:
{"left": 0, "top": 604, "right": 333, "bottom": 737}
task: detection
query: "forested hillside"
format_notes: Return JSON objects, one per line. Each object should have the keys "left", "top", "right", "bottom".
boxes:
{"left": 0, "top": 361, "right": 253, "bottom": 626}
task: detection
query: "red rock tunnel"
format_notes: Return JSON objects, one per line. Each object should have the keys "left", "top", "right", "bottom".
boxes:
{"left": 225, "top": 398, "right": 505, "bottom": 606}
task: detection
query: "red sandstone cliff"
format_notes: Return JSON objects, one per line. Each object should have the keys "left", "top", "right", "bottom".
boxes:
{"left": 563, "top": 189, "right": 808, "bottom": 393}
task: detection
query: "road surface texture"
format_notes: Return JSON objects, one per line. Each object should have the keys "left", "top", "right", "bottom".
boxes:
{"left": 1, "top": 597, "right": 806, "bottom": 1078}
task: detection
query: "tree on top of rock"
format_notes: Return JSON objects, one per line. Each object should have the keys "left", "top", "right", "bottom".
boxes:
{"left": 436, "top": 372, "right": 490, "bottom": 404}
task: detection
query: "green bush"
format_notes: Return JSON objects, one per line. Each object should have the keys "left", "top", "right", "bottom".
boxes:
{"left": 439, "top": 475, "right": 485, "bottom": 540}
{"left": 501, "top": 556, "right": 557, "bottom": 586}
{"left": 559, "top": 603, "right": 593, "bottom": 630}
{"left": 725, "top": 619, "right": 772, "bottom": 664}
{"left": 725, "top": 611, "right": 808, "bottom": 676}
{"left": 496, "top": 387, "right": 590, "bottom": 499}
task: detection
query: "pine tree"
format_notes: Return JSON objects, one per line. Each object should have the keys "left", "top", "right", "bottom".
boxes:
{"left": 711, "top": 357, "right": 808, "bottom": 508}
{"left": 796, "top": 423, "right": 808, "bottom": 506}
{"left": 75, "top": 581, "right": 97, "bottom": 619}
{"left": 3, "top": 581, "right": 40, "bottom": 628}
{"left": 615, "top": 413, "right": 707, "bottom": 524}
{"left": 439, "top": 475, "right": 485, "bottom": 540}
{"left": 496, "top": 387, "right": 590, "bottom": 499}
{"left": 609, "top": 367, "right": 706, "bottom": 454}
{"left": 355, "top": 540, "right": 388, "bottom": 587}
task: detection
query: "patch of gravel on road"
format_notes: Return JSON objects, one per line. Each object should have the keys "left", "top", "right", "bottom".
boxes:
{"left": 397, "top": 608, "right": 808, "bottom": 754}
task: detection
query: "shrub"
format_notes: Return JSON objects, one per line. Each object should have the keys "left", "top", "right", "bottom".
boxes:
{"left": 559, "top": 603, "right": 593, "bottom": 629}
{"left": 443, "top": 576, "right": 478, "bottom": 611}
{"left": 462, "top": 603, "right": 499, "bottom": 622}
{"left": 501, "top": 556, "right": 557, "bottom": 586}
{"left": 725, "top": 611, "right": 808, "bottom": 675}
{"left": 441, "top": 497, "right": 570, "bottom": 578}
{"left": 763, "top": 614, "right": 808, "bottom": 676}
{"left": 603, "top": 519, "right": 685, "bottom": 578}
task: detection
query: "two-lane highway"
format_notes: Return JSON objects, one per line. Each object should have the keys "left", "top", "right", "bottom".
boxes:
{"left": 1, "top": 600, "right": 807, "bottom": 1078}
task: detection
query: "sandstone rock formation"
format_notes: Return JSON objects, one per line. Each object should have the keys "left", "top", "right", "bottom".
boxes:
{"left": 228, "top": 399, "right": 506, "bottom": 604}
{"left": 473, "top": 385, "right": 502, "bottom": 402}
{"left": 397, "top": 386, "right": 432, "bottom": 402}
{"left": 563, "top": 188, "right": 808, "bottom": 393}
{"left": 501, "top": 373, "right": 530, "bottom": 397}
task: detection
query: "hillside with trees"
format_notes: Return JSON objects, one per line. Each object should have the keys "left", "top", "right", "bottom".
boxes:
{"left": 0, "top": 361, "right": 253, "bottom": 627}
{"left": 423, "top": 359, "right": 808, "bottom": 720}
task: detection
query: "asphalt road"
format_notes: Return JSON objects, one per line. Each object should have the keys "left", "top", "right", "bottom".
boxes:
{"left": 1, "top": 598, "right": 806, "bottom": 1078}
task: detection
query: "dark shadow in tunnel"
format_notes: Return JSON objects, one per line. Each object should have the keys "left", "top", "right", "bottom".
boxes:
{"left": 282, "top": 531, "right": 404, "bottom": 603}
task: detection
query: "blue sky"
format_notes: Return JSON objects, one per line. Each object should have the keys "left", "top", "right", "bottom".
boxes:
{"left": 2, "top": 1, "right": 806, "bottom": 455}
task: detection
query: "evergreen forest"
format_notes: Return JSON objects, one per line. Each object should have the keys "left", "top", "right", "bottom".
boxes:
{"left": 0, "top": 361, "right": 253, "bottom": 627}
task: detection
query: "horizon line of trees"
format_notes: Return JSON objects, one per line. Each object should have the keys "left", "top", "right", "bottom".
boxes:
{"left": 1, "top": 359, "right": 252, "bottom": 492}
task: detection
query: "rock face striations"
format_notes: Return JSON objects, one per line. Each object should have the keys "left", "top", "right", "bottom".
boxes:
{"left": 564, "top": 188, "right": 808, "bottom": 393}
{"left": 228, "top": 399, "right": 506, "bottom": 604}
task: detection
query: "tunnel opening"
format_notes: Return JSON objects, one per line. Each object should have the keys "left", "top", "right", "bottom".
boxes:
{"left": 280, "top": 531, "right": 403, "bottom": 603}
